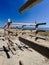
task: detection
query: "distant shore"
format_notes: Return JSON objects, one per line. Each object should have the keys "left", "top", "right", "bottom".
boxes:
{"left": 0, "top": 27, "right": 49, "bottom": 31}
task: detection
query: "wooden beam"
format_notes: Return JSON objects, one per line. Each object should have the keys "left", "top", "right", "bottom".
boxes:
{"left": 19, "top": 0, "right": 42, "bottom": 13}
{"left": 35, "top": 30, "right": 46, "bottom": 34}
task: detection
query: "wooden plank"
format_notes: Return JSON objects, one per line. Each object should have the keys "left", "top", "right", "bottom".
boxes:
{"left": 35, "top": 23, "right": 46, "bottom": 28}
{"left": 19, "top": 0, "right": 42, "bottom": 13}
{"left": 35, "top": 30, "right": 46, "bottom": 34}
{"left": 29, "top": 34, "right": 46, "bottom": 40}
{"left": 37, "top": 22, "right": 46, "bottom": 25}
{"left": 35, "top": 36, "right": 46, "bottom": 41}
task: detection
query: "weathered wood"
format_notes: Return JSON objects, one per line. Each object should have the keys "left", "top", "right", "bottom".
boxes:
{"left": 4, "top": 20, "right": 17, "bottom": 55}
{"left": 4, "top": 21, "right": 47, "bottom": 55}
{"left": 35, "top": 36, "right": 46, "bottom": 41}
{"left": 7, "top": 38, "right": 16, "bottom": 55}
{"left": 19, "top": 0, "right": 42, "bottom": 13}
{"left": 35, "top": 23, "right": 46, "bottom": 28}
{"left": 35, "top": 30, "right": 46, "bottom": 34}
{"left": 29, "top": 34, "right": 46, "bottom": 41}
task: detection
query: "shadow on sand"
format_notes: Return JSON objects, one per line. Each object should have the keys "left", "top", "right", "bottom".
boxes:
{"left": 19, "top": 37, "right": 49, "bottom": 59}
{"left": 19, "top": 60, "right": 23, "bottom": 65}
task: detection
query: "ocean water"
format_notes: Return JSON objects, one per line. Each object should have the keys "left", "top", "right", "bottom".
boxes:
{"left": 0, "top": 27, "right": 49, "bottom": 31}
{"left": 38, "top": 27, "right": 49, "bottom": 31}
{"left": 23, "top": 27, "right": 49, "bottom": 31}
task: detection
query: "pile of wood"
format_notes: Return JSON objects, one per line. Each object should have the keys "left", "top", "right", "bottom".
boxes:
{"left": 4, "top": 18, "right": 47, "bottom": 54}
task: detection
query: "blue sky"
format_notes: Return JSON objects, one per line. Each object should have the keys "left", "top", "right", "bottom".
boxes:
{"left": 0, "top": 0, "right": 49, "bottom": 27}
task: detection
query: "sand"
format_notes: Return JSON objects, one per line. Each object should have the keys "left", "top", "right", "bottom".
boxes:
{"left": 0, "top": 29, "right": 49, "bottom": 65}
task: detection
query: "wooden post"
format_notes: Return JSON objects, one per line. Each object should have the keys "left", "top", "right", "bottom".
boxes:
{"left": 35, "top": 22, "right": 46, "bottom": 41}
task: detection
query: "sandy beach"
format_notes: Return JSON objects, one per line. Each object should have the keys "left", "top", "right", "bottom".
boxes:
{"left": 0, "top": 28, "right": 49, "bottom": 65}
